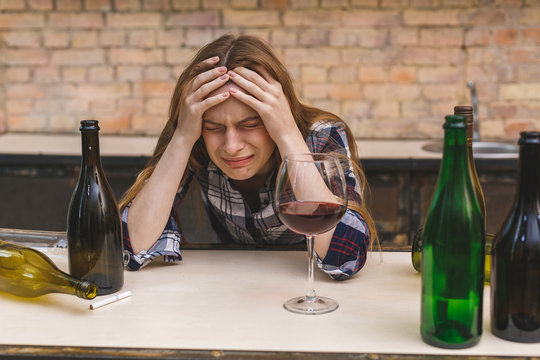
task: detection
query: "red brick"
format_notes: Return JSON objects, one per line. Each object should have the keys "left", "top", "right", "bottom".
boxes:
{"left": 172, "top": 0, "right": 201, "bottom": 10}
{"left": 231, "top": 0, "right": 258, "bottom": 8}
{"left": 98, "top": 115, "right": 131, "bottom": 134}
{"left": 49, "top": 13, "right": 104, "bottom": 28}
{"left": 363, "top": 84, "right": 421, "bottom": 100}
{"left": 5, "top": 68, "right": 31, "bottom": 82}
{"left": 491, "top": 103, "right": 518, "bottom": 119}
{"left": 56, "top": 0, "right": 82, "bottom": 10}
{"left": 390, "top": 66, "right": 416, "bottom": 83}
{"left": 403, "top": 10, "right": 460, "bottom": 26}
{"left": 301, "top": 66, "right": 327, "bottom": 82}
{"left": 299, "top": 29, "right": 330, "bottom": 46}
{"left": 158, "top": 30, "right": 184, "bottom": 46}
{"left": 202, "top": 0, "right": 228, "bottom": 8}
{"left": 494, "top": 28, "right": 519, "bottom": 45}
{"left": 8, "top": 115, "right": 48, "bottom": 131}
{"left": 117, "top": 66, "right": 143, "bottom": 81}
{"left": 381, "top": 0, "right": 408, "bottom": 8}
{"left": 72, "top": 31, "right": 99, "bottom": 48}
{"left": 465, "top": 9, "right": 507, "bottom": 26}
{"left": 500, "top": 84, "right": 540, "bottom": 100}
{"left": 129, "top": 30, "right": 156, "bottom": 47}
{"left": 0, "top": 14, "right": 44, "bottom": 29}
{"left": 390, "top": 28, "right": 418, "bottom": 45}
{"left": 402, "top": 48, "right": 462, "bottom": 65}
{"left": 342, "top": 48, "right": 399, "bottom": 66}
{"left": 465, "top": 28, "right": 489, "bottom": 46}
{"left": 90, "top": 99, "right": 116, "bottom": 113}
{"left": 271, "top": 29, "right": 297, "bottom": 47}
{"left": 510, "top": 47, "right": 538, "bottom": 63}
{"left": 28, "top": 0, "right": 53, "bottom": 10}
{"left": 524, "top": 28, "right": 540, "bottom": 44}
{"left": 373, "top": 101, "right": 399, "bottom": 118}
{"left": 117, "top": 99, "right": 144, "bottom": 114}
{"left": 418, "top": 67, "right": 461, "bottom": 84}
{"left": 100, "top": 30, "right": 126, "bottom": 46}
{"left": 2, "top": 31, "right": 41, "bottom": 47}
{"left": 143, "top": 0, "right": 171, "bottom": 10}
{"left": 109, "top": 49, "right": 163, "bottom": 65}
{"left": 145, "top": 98, "right": 169, "bottom": 115}
{"left": 283, "top": 10, "right": 340, "bottom": 27}
{"left": 422, "top": 84, "right": 458, "bottom": 100}
{"left": 350, "top": 0, "right": 378, "bottom": 6}
{"left": 86, "top": 0, "right": 111, "bottom": 11}
{"left": 505, "top": 120, "right": 533, "bottom": 137}
{"left": 302, "top": 83, "right": 330, "bottom": 100}
{"left": 107, "top": 13, "right": 161, "bottom": 28}
{"left": 443, "top": 0, "right": 471, "bottom": 6}
{"left": 51, "top": 49, "right": 105, "bottom": 65}
{"left": 62, "top": 68, "right": 87, "bottom": 82}
{"left": 165, "top": 11, "right": 220, "bottom": 27}
{"left": 4, "top": 49, "right": 48, "bottom": 65}
{"left": 89, "top": 67, "right": 114, "bottom": 82}
{"left": 518, "top": 64, "right": 540, "bottom": 82}
{"left": 44, "top": 31, "right": 69, "bottom": 47}
{"left": 185, "top": 28, "right": 213, "bottom": 47}
{"left": 261, "top": 0, "right": 287, "bottom": 8}
{"left": 144, "top": 66, "right": 172, "bottom": 80}
{"left": 410, "top": 0, "right": 438, "bottom": 7}
{"left": 342, "top": 10, "right": 400, "bottom": 27}
{"left": 78, "top": 84, "right": 131, "bottom": 99}
{"left": 50, "top": 115, "right": 77, "bottom": 132}
{"left": 165, "top": 48, "right": 197, "bottom": 66}
{"left": 290, "top": 0, "right": 318, "bottom": 8}
{"left": 284, "top": 47, "right": 340, "bottom": 66}
{"left": 420, "top": 28, "right": 463, "bottom": 47}
{"left": 0, "top": 0, "right": 25, "bottom": 10}
{"left": 223, "top": 10, "right": 279, "bottom": 26}
{"left": 402, "top": 101, "right": 430, "bottom": 117}
{"left": 134, "top": 81, "right": 174, "bottom": 97}
{"left": 495, "top": 0, "right": 522, "bottom": 6}
{"left": 330, "top": 28, "right": 388, "bottom": 48}
{"left": 45, "top": 84, "right": 77, "bottom": 98}
{"left": 132, "top": 113, "right": 167, "bottom": 134}
{"left": 342, "top": 101, "right": 370, "bottom": 120}
{"left": 518, "top": 9, "right": 540, "bottom": 24}
{"left": 322, "top": 0, "right": 348, "bottom": 8}
{"left": 329, "top": 66, "right": 357, "bottom": 83}
{"left": 34, "top": 66, "right": 61, "bottom": 83}
{"left": 6, "top": 100, "right": 33, "bottom": 114}
{"left": 114, "top": 0, "right": 140, "bottom": 10}
{"left": 7, "top": 84, "right": 44, "bottom": 98}
{"left": 359, "top": 66, "right": 388, "bottom": 83}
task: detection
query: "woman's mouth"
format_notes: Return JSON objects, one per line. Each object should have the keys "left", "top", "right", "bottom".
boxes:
{"left": 222, "top": 155, "right": 255, "bottom": 168}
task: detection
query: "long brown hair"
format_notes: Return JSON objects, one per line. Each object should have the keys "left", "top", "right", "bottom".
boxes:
{"left": 119, "top": 34, "right": 378, "bottom": 248}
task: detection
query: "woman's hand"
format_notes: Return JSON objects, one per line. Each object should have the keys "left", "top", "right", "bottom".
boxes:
{"left": 175, "top": 56, "right": 231, "bottom": 145}
{"left": 227, "top": 67, "right": 308, "bottom": 156}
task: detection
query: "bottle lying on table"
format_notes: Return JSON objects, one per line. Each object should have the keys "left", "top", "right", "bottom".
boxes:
{"left": 0, "top": 240, "right": 98, "bottom": 299}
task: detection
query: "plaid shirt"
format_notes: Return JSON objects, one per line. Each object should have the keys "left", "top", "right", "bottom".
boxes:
{"left": 122, "top": 121, "right": 370, "bottom": 280}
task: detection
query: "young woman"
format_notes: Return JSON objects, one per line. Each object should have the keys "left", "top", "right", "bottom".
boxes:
{"left": 119, "top": 34, "right": 378, "bottom": 280}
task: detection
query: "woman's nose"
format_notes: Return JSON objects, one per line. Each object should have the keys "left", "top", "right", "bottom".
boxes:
{"left": 223, "top": 128, "right": 245, "bottom": 155}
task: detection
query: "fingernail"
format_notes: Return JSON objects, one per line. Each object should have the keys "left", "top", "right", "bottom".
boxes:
{"left": 228, "top": 70, "right": 237, "bottom": 77}
{"left": 229, "top": 87, "right": 238, "bottom": 93}
{"left": 220, "top": 74, "right": 228, "bottom": 80}
{"left": 221, "top": 92, "right": 229, "bottom": 98}
{"left": 210, "top": 56, "right": 219, "bottom": 62}
{"left": 217, "top": 66, "right": 227, "bottom": 73}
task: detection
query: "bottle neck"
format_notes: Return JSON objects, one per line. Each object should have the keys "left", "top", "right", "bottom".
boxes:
{"left": 81, "top": 130, "right": 101, "bottom": 168}
{"left": 440, "top": 126, "right": 469, "bottom": 179}
{"left": 516, "top": 142, "right": 540, "bottom": 204}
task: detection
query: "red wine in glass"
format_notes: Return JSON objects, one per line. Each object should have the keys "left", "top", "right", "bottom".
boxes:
{"left": 278, "top": 201, "right": 346, "bottom": 235}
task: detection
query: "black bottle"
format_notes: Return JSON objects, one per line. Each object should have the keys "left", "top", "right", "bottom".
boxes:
{"left": 67, "top": 120, "right": 124, "bottom": 296}
{"left": 491, "top": 131, "right": 540, "bottom": 343}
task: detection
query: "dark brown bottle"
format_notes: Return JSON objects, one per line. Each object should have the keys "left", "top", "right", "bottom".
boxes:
{"left": 491, "top": 131, "right": 540, "bottom": 343}
{"left": 67, "top": 120, "right": 124, "bottom": 296}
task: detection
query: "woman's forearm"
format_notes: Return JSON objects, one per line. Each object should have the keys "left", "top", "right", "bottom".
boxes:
{"left": 127, "top": 132, "right": 195, "bottom": 254}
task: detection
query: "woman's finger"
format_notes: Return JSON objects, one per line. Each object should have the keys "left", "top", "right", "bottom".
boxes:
{"left": 191, "top": 66, "right": 228, "bottom": 92}
{"left": 196, "top": 91, "right": 230, "bottom": 113}
{"left": 228, "top": 69, "right": 267, "bottom": 101}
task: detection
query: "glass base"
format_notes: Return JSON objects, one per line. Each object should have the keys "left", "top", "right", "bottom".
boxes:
{"left": 283, "top": 296, "right": 339, "bottom": 315}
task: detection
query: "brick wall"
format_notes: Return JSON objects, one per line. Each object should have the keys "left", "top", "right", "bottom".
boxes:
{"left": 0, "top": 0, "right": 539, "bottom": 139}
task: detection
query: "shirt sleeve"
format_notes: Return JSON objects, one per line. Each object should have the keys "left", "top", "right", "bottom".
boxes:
{"left": 307, "top": 121, "right": 372, "bottom": 280}
{"left": 121, "top": 172, "right": 193, "bottom": 271}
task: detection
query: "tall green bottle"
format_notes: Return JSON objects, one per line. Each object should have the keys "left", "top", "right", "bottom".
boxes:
{"left": 421, "top": 115, "right": 485, "bottom": 349}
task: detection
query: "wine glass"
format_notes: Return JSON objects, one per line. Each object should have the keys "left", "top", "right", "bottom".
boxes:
{"left": 275, "top": 153, "right": 348, "bottom": 315}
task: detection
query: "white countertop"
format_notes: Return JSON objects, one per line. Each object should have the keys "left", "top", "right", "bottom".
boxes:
{"left": 0, "top": 133, "right": 443, "bottom": 159}
{"left": 1, "top": 249, "right": 539, "bottom": 356}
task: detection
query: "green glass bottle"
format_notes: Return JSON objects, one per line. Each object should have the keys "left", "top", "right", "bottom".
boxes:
{"left": 0, "top": 240, "right": 98, "bottom": 299}
{"left": 412, "top": 106, "right": 487, "bottom": 276}
{"left": 491, "top": 131, "right": 540, "bottom": 343}
{"left": 420, "top": 115, "right": 485, "bottom": 349}
{"left": 67, "top": 120, "right": 124, "bottom": 296}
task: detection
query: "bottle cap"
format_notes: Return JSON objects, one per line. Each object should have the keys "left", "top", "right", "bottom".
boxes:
{"left": 443, "top": 115, "right": 466, "bottom": 129}
{"left": 80, "top": 120, "right": 100, "bottom": 131}
{"left": 519, "top": 131, "right": 540, "bottom": 145}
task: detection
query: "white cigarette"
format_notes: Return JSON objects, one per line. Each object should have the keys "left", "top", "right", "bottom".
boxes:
{"left": 89, "top": 291, "right": 132, "bottom": 310}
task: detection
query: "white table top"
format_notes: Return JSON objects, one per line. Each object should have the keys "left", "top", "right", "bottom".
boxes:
{"left": 0, "top": 133, "right": 443, "bottom": 159}
{"left": 1, "top": 249, "right": 539, "bottom": 356}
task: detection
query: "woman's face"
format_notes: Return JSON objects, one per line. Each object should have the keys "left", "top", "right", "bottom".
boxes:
{"left": 202, "top": 83, "right": 276, "bottom": 182}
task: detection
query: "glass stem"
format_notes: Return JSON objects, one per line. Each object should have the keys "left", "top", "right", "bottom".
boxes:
{"left": 305, "top": 235, "right": 316, "bottom": 302}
